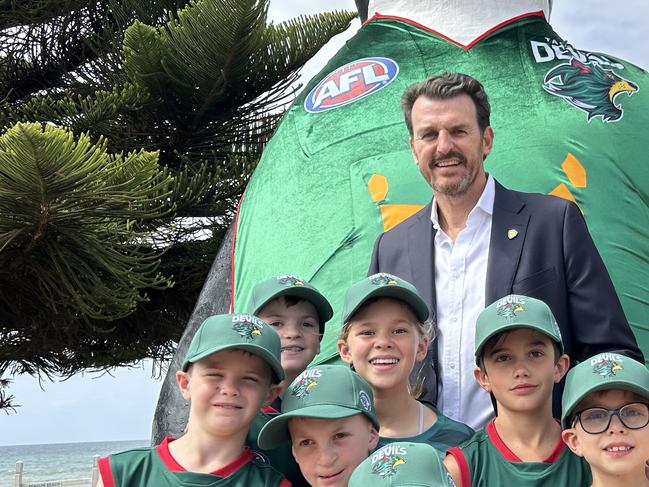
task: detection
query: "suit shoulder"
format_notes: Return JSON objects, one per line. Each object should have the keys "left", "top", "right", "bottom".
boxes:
{"left": 505, "top": 187, "right": 576, "bottom": 214}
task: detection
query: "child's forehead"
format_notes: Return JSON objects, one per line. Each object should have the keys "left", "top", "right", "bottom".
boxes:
{"left": 578, "top": 388, "right": 649, "bottom": 409}
{"left": 351, "top": 297, "right": 418, "bottom": 322}
{"left": 195, "top": 348, "right": 269, "bottom": 371}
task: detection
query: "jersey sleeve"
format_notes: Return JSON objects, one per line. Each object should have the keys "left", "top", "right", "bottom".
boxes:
{"left": 97, "top": 456, "right": 116, "bottom": 487}
{"left": 447, "top": 447, "right": 471, "bottom": 487}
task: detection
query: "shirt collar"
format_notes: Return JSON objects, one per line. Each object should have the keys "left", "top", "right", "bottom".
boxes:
{"left": 431, "top": 174, "right": 495, "bottom": 229}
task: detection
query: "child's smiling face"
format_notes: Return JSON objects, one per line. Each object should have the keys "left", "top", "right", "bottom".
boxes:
{"left": 289, "top": 414, "right": 379, "bottom": 487}
{"left": 258, "top": 297, "right": 321, "bottom": 382}
{"left": 562, "top": 388, "right": 649, "bottom": 483}
{"left": 338, "top": 297, "right": 428, "bottom": 393}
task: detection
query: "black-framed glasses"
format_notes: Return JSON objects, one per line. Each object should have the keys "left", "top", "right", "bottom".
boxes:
{"left": 574, "top": 402, "right": 649, "bottom": 434}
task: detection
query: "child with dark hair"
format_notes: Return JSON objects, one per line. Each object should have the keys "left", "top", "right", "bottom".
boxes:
{"left": 561, "top": 352, "right": 649, "bottom": 487}
{"left": 444, "top": 294, "right": 591, "bottom": 487}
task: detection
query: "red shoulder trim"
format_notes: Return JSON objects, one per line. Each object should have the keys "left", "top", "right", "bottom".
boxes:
{"left": 214, "top": 447, "right": 255, "bottom": 477}
{"left": 229, "top": 191, "right": 245, "bottom": 312}
{"left": 279, "top": 479, "right": 292, "bottom": 487}
{"left": 157, "top": 437, "right": 184, "bottom": 471}
{"left": 366, "top": 11, "right": 545, "bottom": 50}
{"left": 486, "top": 419, "right": 521, "bottom": 461}
{"left": 261, "top": 405, "right": 279, "bottom": 414}
{"left": 97, "top": 456, "right": 116, "bottom": 487}
{"left": 447, "top": 447, "right": 470, "bottom": 487}
{"left": 156, "top": 438, "right": 255, "bottom": 476}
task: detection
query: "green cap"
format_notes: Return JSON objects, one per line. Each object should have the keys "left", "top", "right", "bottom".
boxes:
{"left": 475, "top": 294, "right": 563, "bottom": 364}
{"left": 246, "top": 275, "right": 333, "bottom": 332}
{"left": 343, "top": 273, "right": 429, "bottom": 323}
{"left": 257, "top": 365, "right": 379, "bottom": 449}
{"left": 182, "top": 313, "right": 284, "bottom": 383}
{"left": 561, "top": 352, "right": 649, "bottom": 427}
{"left": 349, "top": 442, "right": 456, "bottom": 487}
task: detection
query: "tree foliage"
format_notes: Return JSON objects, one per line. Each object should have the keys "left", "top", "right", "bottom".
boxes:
{"left": 0, "top": 0, "right": 356, "bottom": 408}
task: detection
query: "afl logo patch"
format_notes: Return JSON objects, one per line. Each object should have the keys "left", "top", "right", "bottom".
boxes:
{"left": 304, "top": 57, "right": 399, "bottom": 113}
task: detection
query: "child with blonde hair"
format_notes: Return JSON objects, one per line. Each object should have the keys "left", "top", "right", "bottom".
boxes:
{"left": 338, "top": 273, "right": 472, "bottom": 450}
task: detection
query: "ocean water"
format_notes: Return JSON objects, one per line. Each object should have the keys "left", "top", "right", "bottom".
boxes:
{"left": 0, "top": 439, "right": 148, "bottom": 487}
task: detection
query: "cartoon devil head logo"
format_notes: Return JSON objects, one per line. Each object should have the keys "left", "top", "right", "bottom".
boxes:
{"left": 371, "top": 453, "right": 406, "bottom": 478}
{"left": 370, "top": 273, "right": 398, "bottom": 286}
{"left": 543, "top": 57, "right": 638, "bottom": 122}
{"left": 592, "top": 358, "right": 624, "bottom": 378}
{"left": 277, "top": 275, "right": 304, "bottom": 286}
{"left": 291, "top": 377, "right": 319, "bottom": 398}
{"left": 497, "top": 302, "right": 525, "bottom": 319}
{"left": 232, "top": 319, "right": 263, "bottom": 340}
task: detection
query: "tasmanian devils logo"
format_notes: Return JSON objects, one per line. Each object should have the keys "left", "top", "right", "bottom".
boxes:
{"left": 543, "top": 57, "right": 638, "bottom": 122}
{"left": 370, "top": 445, "right": 407, "bottom": 478}
{"left": 591, "top": 354, "right": 624, "bottom": 378}
{"left": 232, "top": 315, "right": 264, "bottom": 340}
{"left": 304, "top": 57, "right": 399, "bottom": 113}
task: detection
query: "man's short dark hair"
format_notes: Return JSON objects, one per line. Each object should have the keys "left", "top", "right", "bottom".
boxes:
{"left": 401, "top": 72, "right": 491, "bottom": 136}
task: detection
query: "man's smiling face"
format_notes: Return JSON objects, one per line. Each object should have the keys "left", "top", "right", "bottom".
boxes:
{"left": 409, "top": 93, "right": 492, "bottom": 199}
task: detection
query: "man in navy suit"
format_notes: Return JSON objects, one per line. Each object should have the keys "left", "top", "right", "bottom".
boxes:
{"left": 369, "top": 72, "right": 642, "bottom": 428}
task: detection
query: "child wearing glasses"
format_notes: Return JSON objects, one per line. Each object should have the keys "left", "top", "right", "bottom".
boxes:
{"left": 444, "top": 294, "right": 592, "bottom": 486}
{"left": 561, "top": 352, "right": 649, "bottom": 487}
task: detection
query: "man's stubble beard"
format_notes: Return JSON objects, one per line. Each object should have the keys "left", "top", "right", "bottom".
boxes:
{"left": 429, "top": 149, "right": 477, "bottom": 198}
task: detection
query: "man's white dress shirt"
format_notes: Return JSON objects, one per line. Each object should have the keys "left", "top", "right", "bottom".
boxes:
{"left": 433, "top": 175, "right": 495, "bottom": 429}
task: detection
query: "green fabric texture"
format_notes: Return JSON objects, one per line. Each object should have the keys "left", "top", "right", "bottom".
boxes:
{"left": 459, "top": 428, "right": 592, "bottom": 486}
{"left": 182, "top": 313, "right": 283, "bottom": 382}
{"left": 474, "top": 294, "right": 564, "bottom": 363}
{"left": 234, "top": 15, "right": 649, "bottom": 365}
{"left": 561, "top": 352, "right": 649, "bottom": 427}
{"left": 246, "top": 274, "right": 333, "bottom": 331}
{"left": 258, "top": 364, "right": 378, "bottom": 449}
{"left": 377, "top": 404, "right": 473, "bottom": 452}
{"left": 105, "top": 444, "right": 286, "bottom": 487}
{"left": 343, "top": 273, "right": 429, "bottom": 323}
{"left": 349, "top": 441, "right": 456, "bottom": 487}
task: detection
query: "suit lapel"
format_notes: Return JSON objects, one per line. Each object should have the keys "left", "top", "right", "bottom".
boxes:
{"left": 486, "top": 181, "right": 529, "bottom": 306}
{"left": 408, "top": 201, "right": 436, "bottom": 313}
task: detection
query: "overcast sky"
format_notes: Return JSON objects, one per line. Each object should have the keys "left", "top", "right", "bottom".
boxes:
{"left": 2, "top": 0, "right": 648, "bottom": 446}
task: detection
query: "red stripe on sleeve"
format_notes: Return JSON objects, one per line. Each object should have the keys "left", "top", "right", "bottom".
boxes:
{"left": 98, "top": 456, "right": 116, "bottom": 487}
{"left": 448, "top": 447, "right": 471, "bottom": 487}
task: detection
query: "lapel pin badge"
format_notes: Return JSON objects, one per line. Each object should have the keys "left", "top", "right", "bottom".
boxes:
{"left": 507, "top": 229, "right": 518, "bottom": 240}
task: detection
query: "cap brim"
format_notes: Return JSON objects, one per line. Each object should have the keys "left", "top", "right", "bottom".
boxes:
{"left": 254, "top": 287, "right": 333, "bottom": 326}
{"left": 345, "top": 287, "right": 429, "bottom": 323}
{"left": 258, "top": 405, "right": 367, "bottom": 449}
{"left": 562, "top": 379, "right": 649, "bottom": 427}
{"left": 475, "top": 322, "right": 563, "bottom": 364}
{"left": 183, "top": 343, "right": 284, "bottom": 382}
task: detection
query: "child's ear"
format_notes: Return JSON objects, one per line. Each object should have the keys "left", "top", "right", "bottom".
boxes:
{"left": 561, "top": 428, "right": 583, "bottom": 457}
{"left": 176, "top": 370, "right": 191, "bottom": 401}
{"left": 415, "top": 333, "right": 429, "bottom": 362}
{"left": 554, "top": 354, "right": 570, "bottom": 383}
{"left": 263, "top": 384, "right": 283, "bottom": 407}
{"left": 338, "top": 339, "right": 353, "bottom": 365}
{"left": 368, "top": 425, "right": 380, "bottom": 452}
{"left": 474, "top": 365, "right": 491, "bottom": 392}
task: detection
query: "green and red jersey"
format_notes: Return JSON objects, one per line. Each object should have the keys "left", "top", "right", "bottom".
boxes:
{"left": 98, "top": 437, "right": 290, "bottom": 487}
{"left": 447, "top": 420, "right": 591, "bottom": 487}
